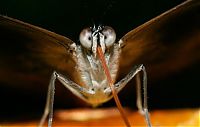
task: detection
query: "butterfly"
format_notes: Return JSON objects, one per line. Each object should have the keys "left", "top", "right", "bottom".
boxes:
{"left": 0, "top": 0, "right": 199, "bottom": 126}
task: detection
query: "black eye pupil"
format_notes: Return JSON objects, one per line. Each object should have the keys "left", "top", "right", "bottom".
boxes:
{"left": 88, "top": 36, "right": 91, "bottom": 40}
{"left": 105, "top": 36, "right": 107, "bottom": 39}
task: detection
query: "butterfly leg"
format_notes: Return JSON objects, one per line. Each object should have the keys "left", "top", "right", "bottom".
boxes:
{"left": 114, "top": 64, "right": 152, "bottom": 127}
{"left": 38, "top": 71, "right": 91, "bottom": 127}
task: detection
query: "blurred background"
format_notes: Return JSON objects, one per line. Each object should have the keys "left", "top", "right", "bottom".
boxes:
{"left": 0, "top": 0, "right": 199, "bottom": 123}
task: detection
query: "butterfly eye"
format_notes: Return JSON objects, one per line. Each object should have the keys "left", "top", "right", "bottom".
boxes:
{"left": 79, "top": 28, "right": 92, "bottom": 49}
{"left": 102, "top": 26, "right": 116, "bottom": 48}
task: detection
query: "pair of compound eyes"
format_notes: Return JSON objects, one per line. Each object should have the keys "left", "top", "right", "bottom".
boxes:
{"left": 79, "top": 26, "right": 116, "bottom": 49}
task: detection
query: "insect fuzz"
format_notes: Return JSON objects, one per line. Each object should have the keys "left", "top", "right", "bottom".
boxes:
{"left": 75, "top": 25, "right": 120, "bottom": 105}
{"left": 73, "top": 25, "right": 132, "bottom": 127}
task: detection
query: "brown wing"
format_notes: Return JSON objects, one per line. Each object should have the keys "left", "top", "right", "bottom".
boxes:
{"left": 0, "top": 16, "right": 77, "bottom": 89}
{"left": 119, "top": 0, "right": 200, "bottom": 81}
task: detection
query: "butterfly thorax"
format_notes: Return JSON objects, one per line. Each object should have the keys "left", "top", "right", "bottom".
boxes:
{"left": 74, "top": 43, "right": 121, "bottom": 105}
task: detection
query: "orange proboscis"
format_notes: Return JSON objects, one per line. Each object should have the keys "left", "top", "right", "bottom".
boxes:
{"left": 97, "top": 46, "right": 131, "bottom": 127}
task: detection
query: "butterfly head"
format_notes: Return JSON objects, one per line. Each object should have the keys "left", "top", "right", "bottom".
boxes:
{"left": 79, "top": 25, "right": 116, "bottom": 57}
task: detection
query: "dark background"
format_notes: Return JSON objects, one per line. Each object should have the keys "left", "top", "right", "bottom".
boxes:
{"left": 0, "top": 0, "right": 199, "bottom": 122}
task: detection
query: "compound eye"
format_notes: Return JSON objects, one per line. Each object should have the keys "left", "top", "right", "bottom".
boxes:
{"left": 79, "top": 28, "right": 92, "bottom": 49}
{"left": 102, "top": 26, "right": 116, "bottom": 48}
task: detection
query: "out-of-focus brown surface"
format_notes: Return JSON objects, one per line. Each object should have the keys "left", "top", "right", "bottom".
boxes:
{"left": 1, "top": 108, "right": 199, "bottom": 127}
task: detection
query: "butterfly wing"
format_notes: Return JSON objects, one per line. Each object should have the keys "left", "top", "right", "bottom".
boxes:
{"left": 0, "top": 16, "right": 78, "bottom": 90}
{"left": 119, "top": 0, "right": 200, "bottom": 81}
